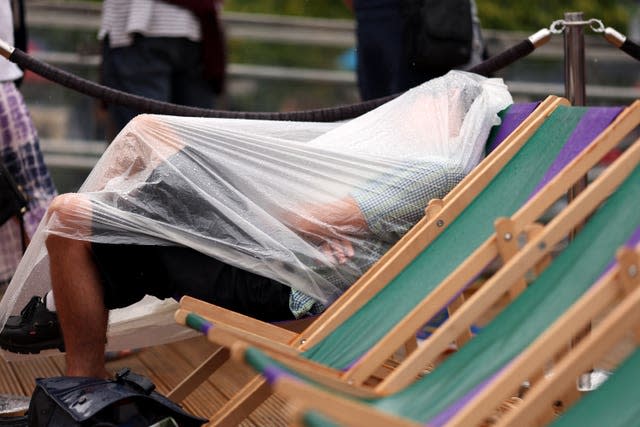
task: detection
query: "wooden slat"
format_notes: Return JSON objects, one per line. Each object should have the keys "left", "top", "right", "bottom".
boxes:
{"left": 8, "top": 355, "right": 64, "bottom": 393}
{"left": 0, "top": 360, "right": 28, "bottom": 396}
{"left": 138, "top": 344, "right": 232, "bottom": 420}
{"left": 166, "top": 337, "right": 288, "bottom": 426}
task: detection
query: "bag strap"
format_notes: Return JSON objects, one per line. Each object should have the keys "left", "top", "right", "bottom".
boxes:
{"left": 114, "top": 367, "right": 156, "bottom": 395}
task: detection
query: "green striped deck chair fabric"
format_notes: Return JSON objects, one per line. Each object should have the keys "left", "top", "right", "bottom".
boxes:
{"left": 240, "top": 157, "right": 640, "bottom": 426}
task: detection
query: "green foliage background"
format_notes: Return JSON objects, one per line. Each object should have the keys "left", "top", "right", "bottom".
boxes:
{"left": 476, "top": 0, "right": 632, "bottom": 31}
{"left": 83, "top": 0, "right": 636, "bottom": 32}
{"left": 223, "top": 0, "right": 635, "bottom": 32}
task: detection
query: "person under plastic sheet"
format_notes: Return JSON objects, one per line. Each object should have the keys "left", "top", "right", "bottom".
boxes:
{"left": 0, "top": 71, "right": 512, "bottom": 377}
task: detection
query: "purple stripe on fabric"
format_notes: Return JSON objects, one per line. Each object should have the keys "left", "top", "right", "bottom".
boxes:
{"left": 263, "top": 365, "right": 292, "bottom": 385}
{"left": 202, "top": 322, "right": 213, "bottom": 335}
{"left": 625, "top": 226, "right": 640, "bottom": 249}
{"left": 486, "top": 103, "right": 539, "bottom": 153}
{"left": 427, "top": 370, "right": 503, "bottom": 427}
{"left": 529, "top": 107, "right": 623, "bottom": 198}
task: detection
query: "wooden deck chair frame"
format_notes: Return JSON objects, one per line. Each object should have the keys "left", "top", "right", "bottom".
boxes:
{"left": 243, "top": 124, "right": 640, "bottom": 427}
{"left": 173, "top": 99, "right": 640, "bottom": 425}
{"left": 492, "top": 244, "right": 640, "bottom": 427}
{"left": 168, "top": 97, "right": 565, "bottom": 421}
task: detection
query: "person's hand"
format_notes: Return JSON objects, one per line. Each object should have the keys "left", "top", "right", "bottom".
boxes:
{"left": 320, "top": 237, "right": 354, "bottom": 265}
{"left": 282, "top": 196, "right": 367, "bottom": 264}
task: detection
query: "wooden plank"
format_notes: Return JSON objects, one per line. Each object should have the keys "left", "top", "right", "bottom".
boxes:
{"left": 0, "top": 359, "right": 28, "bottom": 395}
{"left": 138, "top": 344, "right": 231, "bottom": 420}
{"left": 7, "top": 355, "right": 65, "bottom": 393}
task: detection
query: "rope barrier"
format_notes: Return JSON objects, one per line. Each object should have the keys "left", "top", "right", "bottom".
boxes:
{"left": 0, "top": 29, "right": 550, "bottom": 122}
{"left": 602, "top": 27, "right": 640, "bottom": 62}
{"left": 621, "top": 38, "right": 640, "bottom": 61}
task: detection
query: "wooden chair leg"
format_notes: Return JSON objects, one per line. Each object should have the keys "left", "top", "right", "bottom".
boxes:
{"left": 167, "top": 346, "right": 231, "bottom": 401}
{"left": 208, "top": 375, "right": 272, "bottom": 427}
{"left": 495, "top": 218, "right": 528, "bottom": 300}
{"left": 448, "top": 293, "right": 473, "bottom": 346}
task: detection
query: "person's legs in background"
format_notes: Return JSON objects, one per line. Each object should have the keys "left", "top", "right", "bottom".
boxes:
{"left": 353, "top": 2, "right": 438, "bottom": 101}
{"left": 170, "top": 38, "right": 216, "bottom": 110}
{"left": 101, "top": 36, "right": 216, "bottom": 139}
{"left": 0, "top": 81, "right": 57, "bottom": 288}
{"left": 101, "top": 36, "right": 173, "bottom": 137}
{"left": 354, "top": 4, "right": 400, "bottom": 100}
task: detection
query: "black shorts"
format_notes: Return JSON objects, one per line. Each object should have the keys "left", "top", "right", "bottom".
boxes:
{"left": 91, "top": 243, "right": 295, "bottom": 322}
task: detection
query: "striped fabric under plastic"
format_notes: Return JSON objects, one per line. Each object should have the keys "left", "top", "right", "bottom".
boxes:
{"left": 302, "top": 106, "right": 616, "bottom": 370}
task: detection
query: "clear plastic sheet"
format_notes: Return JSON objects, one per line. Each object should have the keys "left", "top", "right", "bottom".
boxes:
{"left": 0, "top": 71, "right": 511, "bottom": 354}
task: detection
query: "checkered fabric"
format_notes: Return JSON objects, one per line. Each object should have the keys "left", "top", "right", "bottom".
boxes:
{"left": 0, "top": 82, "right": 56, "bottom": 283}
{"left": 290, "top": 160, "right": 466, "bottom": 318}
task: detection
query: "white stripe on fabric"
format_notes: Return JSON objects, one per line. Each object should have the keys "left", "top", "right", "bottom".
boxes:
{"left": 99, "top": 0, "right": 201, "bottom": 48}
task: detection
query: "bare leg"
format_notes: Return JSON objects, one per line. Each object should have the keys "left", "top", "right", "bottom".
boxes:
{"left": 46, "top": 195, "right": 109, "bottom": 378}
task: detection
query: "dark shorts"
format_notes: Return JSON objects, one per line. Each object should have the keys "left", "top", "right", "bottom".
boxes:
{"left": 102, "top": 35, "right": 216, "bottom": 132}
{"left": 91, "top": 243, "right": 295, "bottom": 322}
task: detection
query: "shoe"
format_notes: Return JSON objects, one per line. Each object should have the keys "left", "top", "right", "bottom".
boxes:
{"left": 0, "top": 393, "right": 30, "bottom": 417}
{"left": 0, "top": 296, "right": 64, "bottom": 354}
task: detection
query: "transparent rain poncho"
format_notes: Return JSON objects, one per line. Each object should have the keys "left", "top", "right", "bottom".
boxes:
{"left": 0, "top": 71, "right": 512, "bottom": 353}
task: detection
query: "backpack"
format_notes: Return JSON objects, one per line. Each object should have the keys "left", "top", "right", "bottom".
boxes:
{"left": 26, "top": 369, "right": 205, "bottom": 427}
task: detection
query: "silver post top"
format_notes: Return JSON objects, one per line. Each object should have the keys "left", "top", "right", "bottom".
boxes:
{"left": 0, "top": 37, "right": 15, "bottom": 59}
{"left": 528, "top": 28, "right": 552, "bottom": 48}
{"left": 564, "top": 11, "right": 584, "bottom": 20}
{"left": 603, "top": 27, "right": 626, "bottom": 48}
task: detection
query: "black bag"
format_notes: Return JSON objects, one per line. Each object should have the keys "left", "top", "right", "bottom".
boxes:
{"left": 402, "top": 0, "right": 473, "bottom": 73}
{"left": 26, "top": 368, "right": 206, "bottom": 427}
{"left": 0, "top": 162, "right": 29, "bottom": 249}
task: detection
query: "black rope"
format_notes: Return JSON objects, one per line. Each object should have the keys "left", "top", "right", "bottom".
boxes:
{"left": 620, "top": 38, "right": 640, "bottom": 62}
{"left": 9, "top": 36, "right": 538, "bottom": 122}
{"left": 470, "top": 39, "right": 534, "bottom": 77}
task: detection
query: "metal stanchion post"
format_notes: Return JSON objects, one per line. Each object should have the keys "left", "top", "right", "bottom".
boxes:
{"left": 563, "top": 11, "right": 593, "bottom": 380}
{"left": 563, "top": 12, "right": 589, "bottom": 207}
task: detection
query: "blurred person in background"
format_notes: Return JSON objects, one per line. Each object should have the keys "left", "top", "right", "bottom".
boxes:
{"left": 0, "top": 0, "right": 57, "bottom": 289}
{"left": 344, "top": 0, "right": 485, "bottom": 100}
{"left": 99, "top": 0, "right": 227, "bottom": 138}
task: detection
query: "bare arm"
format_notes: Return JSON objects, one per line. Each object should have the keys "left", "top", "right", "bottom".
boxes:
{"left": 282, "top": 196, "right": 367, "bottom": 264}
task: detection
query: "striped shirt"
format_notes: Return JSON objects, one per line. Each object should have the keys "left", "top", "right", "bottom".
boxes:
{"left": 99, "top": 0, "right": 201, "bottom": 48}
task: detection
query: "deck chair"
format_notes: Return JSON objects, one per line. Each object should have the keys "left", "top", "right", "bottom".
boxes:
{"left": 492, "top": 248, "right": 640, "bottom": 427}
{"left": 232, "top": 127, "right": 640, "bottom": 427}
{"left": 168, "top": 99, "right": 554, "bottom": 408}
{"left": 296, "top": 239, "right": 640, "bottom": 427}
{"left": 174, "top": 100, "right": 639, "bottom": 424}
